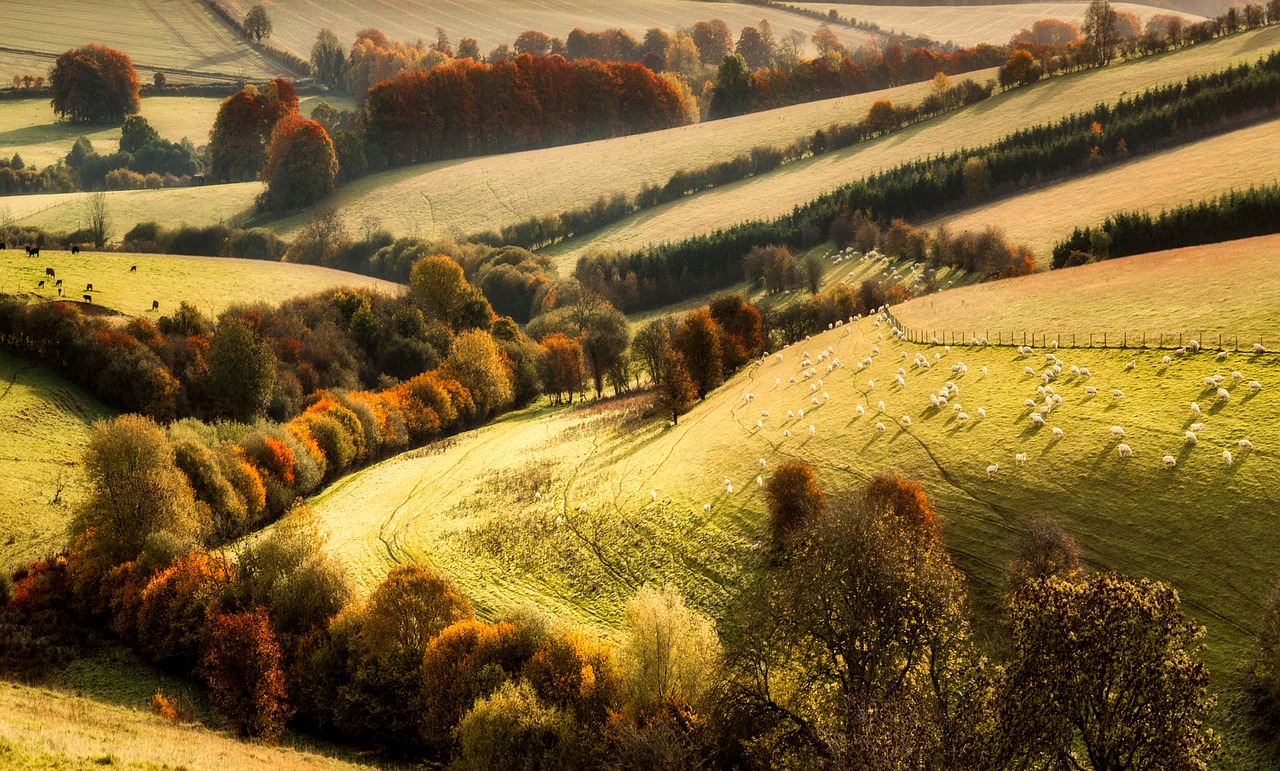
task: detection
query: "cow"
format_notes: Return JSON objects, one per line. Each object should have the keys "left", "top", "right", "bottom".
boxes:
{"left": 44, "top": 267, "right": 53, "bottom": 277}
{"left": 37, "top": 280, "right": 45, "bottom": 288}
{"left": 130, "top": 265, "right": 137, "bottom": 273}
{"left": 83, "top": 295, "right": 92, "bottom": 302}
{"left": 85, "top": 283, "right": 93, "bottom": 291}
{"left": 54, "top": 279, "right": 61, "bottom": 287}
{"left": 71, "top": 245, "right": 80, "bottom": 255}
{"left": 57, "top": 288, "right": 62, "bottom": 297}
{"left": 27, "top": 246, "right": 40, "bottom": 257}
{"left": 152, "top": 300, "right": 159, "bottom": 310}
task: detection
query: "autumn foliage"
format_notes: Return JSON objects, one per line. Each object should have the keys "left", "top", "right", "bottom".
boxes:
{"left": 202, "top": 610, "right": 291, "bottom": 742}
{"left": 49, "top": 44, "right": 140, "bottom": 124}
{"left": 260, "top": 114, "right": 338, "bottom": 211}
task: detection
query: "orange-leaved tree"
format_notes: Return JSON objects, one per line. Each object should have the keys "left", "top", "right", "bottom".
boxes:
{"left": 50, "top": 44, "right": 140, "bottom": 124}
{"left": 201, "top": 609, "right": 291, "bottom": 742}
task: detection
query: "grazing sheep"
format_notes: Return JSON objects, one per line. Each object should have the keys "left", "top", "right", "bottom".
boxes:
{"left": 798, "top": 408, "right": 805, "bottom": 419}
{"left": 895, "top": 375, "right": 905, "bottom": 387}
{"left": 902, "top": 415, "right": 912, "bottom": 426}
{"left": 1071, "top": 365, "right": 1080, "bottom": 375}
{"left": 981, "top": 366, "right": 988, "bottom": 376}
{"left": 856, "top": 405, "right": 865, "bottom": 415}
{"left": 1024, "top": 366, "right": 1035, "bottom": 376}
{"left": 784, "top": 429, "right": 791, "bottom": 437}
{"left": 726, "top": 483, "right": 733, "bottom": 494}
{"left": 759, "top": 458, "right": 767, "bottom": 469}
{"left": 811, "top": 383, "right": 818, "bottom": 392}
{"left": 1186, "top": 431, "right": 1198, "bottom": 445}
{"left": 775, "top": 378, "right": 781, "bottom": 386}
{"left": 1204, "top": 377, "right": 1217, "bottom": 388}
{"left": 1046, "top": 353, "right": 1057, "bottom": 363}
{"left": 1175, "top": 347, "right": 1186, "bottom": 355}
{"left": 877, "top": 400, "right": 886, "bottom": 412}
{"left": 761, "top": 410, "right": 769, "bottom": 418}
{"left": 790, "top": 377, "right": 797, "bottom": 384}
{"left": 1222, "top": 449, "right": 1233, "bottom": 465}
{"left": 1254, "top": 343, "right": 1266, "bottom": 354}
{"left": 1124, "top": 360, "right": 1135, "bottom": 371}
{"left": 1233, "top": 371, "right": 1244, "bottom": 381}
{"left": 1025, "top": 398, "right": 1037, "bottom": 409}
{"left": 1217, "top": 388, "right": 1230, "bottom": 401}
{"left": 809, "top": 424, "right": 816, "bottom": 435}
{"left": 1037, "top": 386, "right": 1046, "bottom": 396}
{"left": 823, "top": 392, "right": 830, "bottom": 401}
{"left": 535, "top": 491, "right": 543, "bottom": 501}
{"left": 1049, "top": 340, "right": 1059, "bottom": 349}
{"left": 1239, "top": 439, "right": 1254, "bottom": 450}
{"left": 930, "top": 394, "right": 940, "bottom": 408}
{"left": 1117, "top": 444, "right": 1132, "bottom": 458}
{"left": 1190, "top": 423, "right": 1204, "bottom": 432}
{"left": 1213, "top": 374, "right": 1225, "bottom": 384}
{"left": 651, "top": 490, "right": 658, "bottom": 501}
{"left": 1189, "top": 339, "right": 1201, "bottom": 351}
{"left": 1217, "top": 351, "right": 1229, "bottom": 361}
{"left": 1112, "top": 389, "right": 1124, "bottom": 398}
{"left": 1250, "top": 380, "right": 1262, "bottom": 391}
{"left": 977, "top": 407, "right": 986, "bottom": 418}
{"left": 1085, "top": 386, "right": 1098, "bottom": 395}
{"left": 788, "top": 410, "right": 795, "bottom": 419}
{"left": 757, "top": 475, "right": 764, "bottom": 487}
{"left": 957, "top": 412, "right": 969, "bottom": 422}
{"left": 1030, "top": 413, "right": 1045, "bottom": 426}
{"left": 868, "top": 379, "right": 875, "bottom": 389}
{"left": 1052, "top": 427, "right": 1064, "bottom": 438}
{"left": 1161, "top": 356, "right": 1171, "bottom": 365}
{"left": 811, "top": 397, "right": 820, "bottom": 406}
{"left": 1111, "top": 426, "right": 1125, "bottom": 438}
{"left": 745, "top": 393, "right": 754, "bottom": 402}
{"left": 1040, "top": 405, "right": 1051, "bottom": 415}
{"left": 1015, "top": 452, "right": 1027, "bottom": 465}
{"left": 757, "top": 420, "right": 763, "bottom": 429}
{"left": 1191, "top": 402, "right": 1201, "bottom": 415}
{"left": 875, "top": 421, "right": 886, "bottom": 432}
{"left": 1079, "top": 367, "right": 1091, "bottom": 378}
{"left": 704, "top": 503, "right": 712, "bottom": 512}
{"left": 1052, "top": 394, "right": 1063, "bottom": 405}
{"left": 872, "top": 346, "right": 880, "bottom": 355}
{"left": 987, "top": 464, "right": 999, "bottom": 477}
{"left": 1163, "top": 456, "right": 1176, "bottom": 468}
{"left": 579, "top": 502, "right": 589, "bottom": 512}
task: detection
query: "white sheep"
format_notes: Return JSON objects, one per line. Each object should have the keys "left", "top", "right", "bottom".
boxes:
{"left": 987, "top": 463, "right": 999, "bottom": 477}
{"left": 757, "top": 420, "right": 763, "bottom": 429}
{"left": 1249, "top": 380, "right": 1262, "bottom": 391}
{"left": 902, "top": 415, "right": 912, "bottom": 426}
{"left": 1117, "top": 444, "right": 1132, "bottom": 457}
{"left": 1185, "top": 432, "right": 1197, "bottom": 445}
{"left": 1217, "top": 350, "right": 1229, "bottom": 361}
{"left": 579, "top": 502, "right": 589, "bottom": 512}
{"left": 535, "top": 491, "right": 543, "bottom": 502}
{"left": 1239, "top": 439, "right": 1254, "bottom": 450}
{"left": 1190, "top": 422, "right": 1204, "bottom": 432}
{"left": 789, "top": 376, "right": 797, "bottom": 384}
{"left": 930, "top": 394, "right": 940, "bottom": 408}
{"left": 1111, "top": 426, "right": 1125, "bottom": 438}
{"left": 1030, "top": 413, "right": 1045, "bottom": 426}
{"left": 757, "top": 475, "right": 764, "bottom": 487}
{"left": 784, "top": 429, "right": 791, "bottom": 437}
{"left": 1191, "top": 402, "right": 1201, "bottom": 415}
{"left": 1217, "top": 388, "right": 1230, "bottom": 401}
{"left": 651, "top": 490, "right": 658, "bottom": 501}
{"left": 878, "top": 400, "right": 886, "bottom": 412}
{"left": 977, "top": 407, "right": 986, "bottom": 418}
{"left": 875, "top": 421, "right": 886, "bottom": 432}
{"left": 1024, "top": 398, "right": 1037, "bottom": 409}
{"left": 809, "top": 424, "right": 816, "bottom": 436}
{"left": 868, "top": 379, "right": 875, "bottom": 389}
{"left": 1040, "top": 405, "right": 1051, "bottom": 415}
{"left": 798, "top": 408, "right": 805, "bottom": 419}
{"left": 1163, "top": 455, "right": 1176, "bottom": 468}
{"left": 895, "top": 375, "right": 905, "bottom": 387}
{"left": 1232, "top": 371, "right": 1244, "bottom": 381}
{"left": 703, "top": 503, "right": 712, "bottom": 512}
{"left": 1024, "top": 366, "right": 1035, "bottom": 376}
{"left": 1052, "top": 427, "right": 1064, "bottom": 438}
{"left": 1079, "top": 367, "right": 1091, "bottom": 378}
{"left": 726, "top": 483, "right": 734, "bottom": 494}
{"left": 1049, "top": 339, "right": 1059, "bottom": 349}
{"left": 787, "top": 410, "right": 795, "bottom": 419}
{"left": 957, "top": 412, "right": 969, "bottom": 422}
{"left": 1175, "top": 347, "right": 1186, "bottom": 355}
{"left": 1124, "top": 360, "right": 1135, "bottom": 371}
{"left": 761, "top": 410, "right": 769, "bottom": 418}
{"left": 1085, "top": 385, "right": 1098, "bottom": 395}
{"left": 1254, "top": 343, "right": 1266, "bottom": 354}
{"left": 1112, "top": 389, "right": 1124, "bottom": 399}
{"left": 811, "top": 397, "right": 820, "bottom": 406}
{"left": 775, "top": 378, "right": 781, "bottom": 386}
{"left": 824, "top": 392, "right": 830, "bottom": 401}
{"left": 1015, "top": 452, "right": 1027, "bottom": 465}
{"left": 954, "top": 403, "right": 964, "bottom": 412}
{"left": 1188, "top": 339, "right": 1201, "bottom": 351}
{"left": 1222, "top": 449, "right": 1233, "bottom": 465}
{"left": 1214, "top": 374, "right": 1226, "bottom": 384}
{"left": 1046, "top": 353, "right": 1057, "bottom": 363}
{"left": 856, "top": 405, "right": 865, "bottom": 415}
{"left": 1204, "top": 377, "right": 1217, "bottom": 388}
{"left": 981, "top": 366, "right": 988, "bottom": 376}
{"left": 1071, "top": 365, "right": 1080, "bottom": 375}
{"left": 1161, "top": 356, "right": 1172, "bottom": 365}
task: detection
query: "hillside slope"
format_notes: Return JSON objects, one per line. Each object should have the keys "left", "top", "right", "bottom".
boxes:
{"left": 0, "top": 349, "right": 108, "bottom": 572}
{"left": 0, "top": 682, "right": 363, "bottom": 771}
{"left": 221, "top": 0, "right": 873, "bottom": 61}
{"left": 925, "top": 116, "right": 1280, "bottom": 257}
{"left": 545, "top": 23, "right": 1280, "bottom": 268}
{"left": 789, "top": 2, "right": 1202, "bottom": 46}
{"left": 0, "top": 0, "right": 284, "bottom": 83}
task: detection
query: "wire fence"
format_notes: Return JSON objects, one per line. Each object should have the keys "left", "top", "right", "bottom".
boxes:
{"left": 880, "top": 308, "right": 1272, "bottom": 354}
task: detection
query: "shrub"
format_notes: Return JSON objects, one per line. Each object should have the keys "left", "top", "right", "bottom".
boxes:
{"left": 452, "top": 680, "right": 588, "bottom": 771}
{"left": 201, "top": 609, "right": 291, "bottom": 742}
{"left": 621, "top": 584, "right": 721, "bottom": 716}
{"left": 764, "top": 460, "right": 825, "bottom": 549}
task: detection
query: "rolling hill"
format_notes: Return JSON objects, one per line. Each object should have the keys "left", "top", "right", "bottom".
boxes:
{"left": 0, "top": 348, "right": 107, "bottom": 572}
{"left": 0, "top": 0, "right": 288, "bottom": 84}
{"left": 0, "top": 682, "right": 364, "bottom": 771}
{"left": 220, "top": 0, "right": 877, "bottom": 62}
{"left": 544, "top": 22, "right": 1280, "bottom": 269}
{"left": 788, "top": 1, "right": 1203, "bottom": 47}
{"left": 306, "top": 235, "right": 1280, "bottom": 692}
{"left": 925, "top": 116, "right": 1280, "bottom": 259}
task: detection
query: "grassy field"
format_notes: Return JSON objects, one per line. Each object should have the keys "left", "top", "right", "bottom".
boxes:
{"left": 1, "top": 0, "right": 287, "bottom": 84}
{"left": 0, "top": 683, "right": 368, "bottom": 771}
{"left": 221, "top": 0, "right": 874, "bottom": 62}
{"left": 0, "top": 94, "right": 350, "bottom": 170}
{"left": 0, "top": 349, "right": 107, "bottom": 573}
{"left": 545, "top": 23, "right": 1280, "bottom": 270}
{"left": 0, "top": 249, "right": 402, "bottom": 319}
{"left": 926, "top": 116, "right": 1280, "bottom": 258}
{"left": 789, "top": 2, "right": 1202, "bottom": 46}
{"left": 896, "top": 233, "right": 1280, "bottom": 346}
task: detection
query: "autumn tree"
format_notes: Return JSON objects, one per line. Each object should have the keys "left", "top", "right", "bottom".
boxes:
{"left": 632, "top": 317, "right": 675, "bottom": 385}
{"left": 999, "top": 49, "right": 1042, "bottom": 87}
{"left": 409, "top": 254, "right": 493, "bottom": 330}
{"left": 445, "top": 330, "right": 513, "bottom": 418}
{"left": 208, "top": 79, "right": 299, "bottom": 182}
{"left": 526, "top": 291, "right": 630, "bottom": 399}
{"left": 514, "top": 30, "right": 553, "bottom": 56}
{"left": 622, "top": 584, "right": 721, "bottom": 716}
{"left": 735, "top": 25, "right": 773, "bottom": 69}
{"left": 763, "top": 460, "right": 825, "bottom": 549}
{"left": 867, "top": 98, "right": 898, "bottom": 134}
{"left": 453, "top": 680, "right": 587, "bottom": 770}
{"left": 1084, "top": 0, "right": 1121, "bottom": 64}
{"left": 999, "top": 574, "right": 1218, "bottom": 769}
{"left": 202, "top": 610, "right": 290, "bottom": 742}
{"left": 691, "top": 20, "right": 733, "bottom": 65}
{"left": 654, "top": 348, "right": 697, "bottom": 426}
{"left": 50, "top": 44, "right": 140, "bottom": 124}
{"left": 675, "top": 308, "right": 723, "bottom": 398}
{"left": 1007, "top": 517, "right": 1083, "bottom": 592}
{"left": 538, "top": 332, "right": 585, "bottom": 404}
{"left": 70, "top": 415, "right": 203, "bottom": 569}
{"left": 707, "top": 294, "right": 763, "bottom": 371}
{"left": 260, "top": 114, "right": 338, "bottom": 211}
{"left": 310, "top": 28, "right": 346, "bottom": 88}
{"left": 208, "top": 317, "right": 277, "bottom": 421}
{"left": 244, "top": 4, "right": 273, "bottom": 43}
{"left": 709, "top": 54, "right": 753, "bottom": 119}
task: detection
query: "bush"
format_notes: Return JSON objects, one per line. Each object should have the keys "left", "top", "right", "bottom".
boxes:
{"left": 453, "top": 680, "right": 588, "bottom": 771}
{"left": 764, "top": 460, "right": 825, "bottom": 549}
{"left": 104, "top": 168, "right": 146, "bottom": 190}
{"left": 201, "top": 609, "right": 291, "bottom": 742}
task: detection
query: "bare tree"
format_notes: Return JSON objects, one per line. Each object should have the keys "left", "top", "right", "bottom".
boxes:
{"left": 85, "top": 192, "right": 109, "bottom": 248}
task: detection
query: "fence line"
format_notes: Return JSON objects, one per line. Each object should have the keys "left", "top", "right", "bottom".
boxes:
{"left": 878, "top": 307, "right": 1271, "bottom": 354}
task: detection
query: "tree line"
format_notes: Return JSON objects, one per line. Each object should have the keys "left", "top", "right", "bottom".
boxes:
{"left": 1052, "top": 184, "right": 1280, "bottom": 267}
{"left": 573, "top": 49, "right": 1280, "bottom": 312}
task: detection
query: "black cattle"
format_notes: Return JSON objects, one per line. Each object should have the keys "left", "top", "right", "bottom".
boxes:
{"left": 83, "top": 294, "right": 92, "bottom": 302}
{"left": 54, "top": 279, "right": 61, "bottom": 287}
{"left": 130, "top": 265, "right": 137, "bottom": 272}
{"left": 71, "top": 245, "right": 80, "bottom": 255}
{"left": 57, "top": 288, "right": 62, "bottom": 296}
{"left": 152, "top": 300, "right": 159, "bottom": 310}
{"left": 37, "top": 280, "right": 45, "bottom": 288}
{"left": 27, "top": 246, "right": 40, "bottom": 257}
{"left": 44, "top": 267, "right": 53, "bottom": 277}
{"left": 0, "top": 242, "right": 6, "bottom": 249}
{"left": 85, "top": 283, "right": 93, "bottom": 291}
